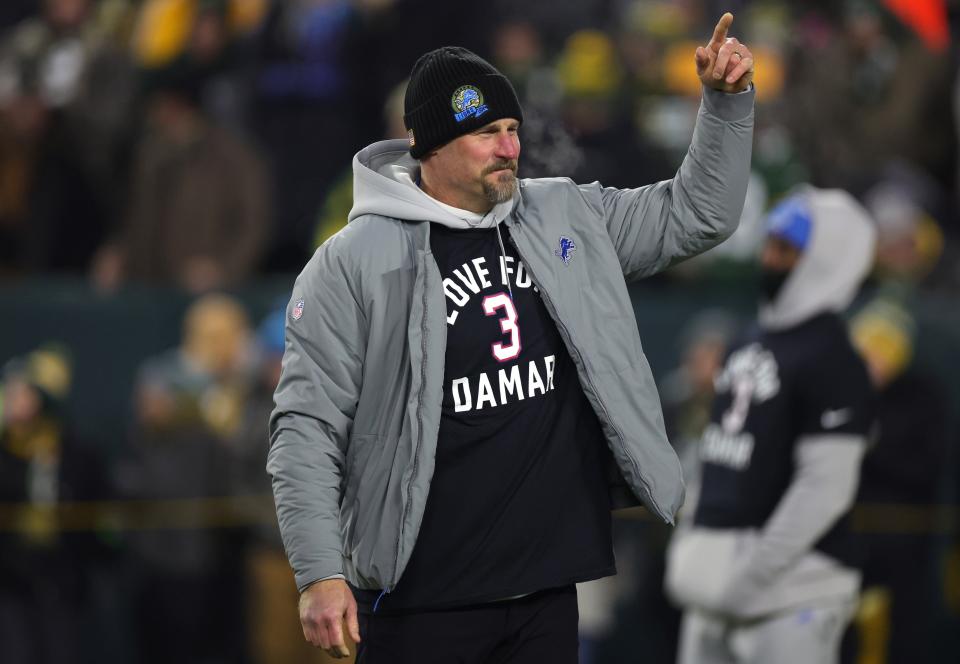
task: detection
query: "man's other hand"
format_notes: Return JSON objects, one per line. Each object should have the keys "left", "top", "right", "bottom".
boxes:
{"left": 299, "top": 578, "right": 361, "bottom": 659}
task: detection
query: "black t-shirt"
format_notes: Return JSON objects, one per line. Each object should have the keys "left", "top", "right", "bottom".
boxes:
{"left": 693, "top": 313, "right": 874, "bottom": 564}
{"left": 368, "top": 223, "right": 614, "bottom": 612}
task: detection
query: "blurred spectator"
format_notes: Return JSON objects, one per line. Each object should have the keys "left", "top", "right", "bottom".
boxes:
{"left": 124, "top": 293, "right": 257, "bottom": 663}
{"left": 782, "top": 3, "right": 954, "bottom": 199}
{"left": 490, "top": 0, "right": 613, "bottom": 46}
{"left": 226, "top": 302, "right": 282, "bottom": 518}
{"left": 230, "top": 303, "right": 328, "bottom": 664}
{"left": 0, "top": 0, "right": 136, "bottom": 275}
{"left": 0, "top": 345, "right": 111, "bottom": 664}
{"left": 557, "top": 29, "right": 673, "bottom": 188}
{"left": 253, "top": 0, "right": 377, "bottom": 270}
{"left": 617, "top": 1, "right": 686, "bottom": 98}
{"left": 132, "top": 0, "right": 267, "bottom": 69}
{"left": 0, "top": 72, "right": 104, "bottom": 274}
{"left": 863, "top": 170, "right": 947, "bottom": 289}
{"left": 489, "top": 20, "right": 581, "bottom": 178}
{"left": 0, "top": 0, "right": 36, "bottom": 31}
{"left": 132, "top": 0, "right": 266, "bottom": 134}
{"left": 312, "top": 78, "right": 408, "bottom": 247}
{"left": 617, "top": 0, "right": 700, "bottom": 167}
{"left": 845, "top": 299, "right": 950, "bottom": 664}
{"left": 93, "top": 73, "right": 271, "bottom": 293}
{"left": 661, "top": 309, "right": 740, "bottom": 478}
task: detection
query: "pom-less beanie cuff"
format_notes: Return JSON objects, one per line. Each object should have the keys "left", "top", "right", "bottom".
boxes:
{"left": 404, "top": 47, "right": 523, "bottom": 159}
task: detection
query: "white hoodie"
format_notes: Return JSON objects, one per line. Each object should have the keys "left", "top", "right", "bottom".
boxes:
{"left": 349, "top": 140, "right": 515, "bottom": 230}
{"left": 666, "top": 187, "right": 877, "bottom": 619}
{"left": 760, "top": 186, "right": 876, "bottom": 330}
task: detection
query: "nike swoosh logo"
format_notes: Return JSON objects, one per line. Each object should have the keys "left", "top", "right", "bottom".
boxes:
{"left": 821, "top": 408, "right": 852, "bottom": 429}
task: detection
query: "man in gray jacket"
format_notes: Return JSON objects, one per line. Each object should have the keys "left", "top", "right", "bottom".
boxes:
{"left": 269, "top": 13, "right": 755, "bottom": 662}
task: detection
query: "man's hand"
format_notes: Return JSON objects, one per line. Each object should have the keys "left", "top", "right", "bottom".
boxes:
{"left": 299, "top": 578, "right": 361, "bottom": 659}
{"left": 695, "top": 12, "right": 754, "bottom": 93}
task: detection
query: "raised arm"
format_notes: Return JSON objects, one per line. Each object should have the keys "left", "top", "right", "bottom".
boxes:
{"left": 582, "top": 13, "right": 755, "bottom": 281}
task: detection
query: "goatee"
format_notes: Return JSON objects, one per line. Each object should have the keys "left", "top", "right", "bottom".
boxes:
{"left": 482, "top": 161, "right": 518, "bottom": 204}
{"left": 483, "top": 174, "right": 517, "bottom": 204}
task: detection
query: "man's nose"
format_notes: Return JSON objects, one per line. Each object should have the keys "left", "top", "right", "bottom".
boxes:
{"left": 494, "top": 133, "right": 520, "bottom": 160}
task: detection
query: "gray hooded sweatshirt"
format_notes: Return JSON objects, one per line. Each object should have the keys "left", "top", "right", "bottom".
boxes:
{"left": 268, "top": 86, "right": 755, "bottom": 593}
{"left": 666, "top": 187, "right": 878, "bottom": 619}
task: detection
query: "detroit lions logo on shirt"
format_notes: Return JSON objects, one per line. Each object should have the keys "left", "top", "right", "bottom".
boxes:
{"left": 555, "top": 236, "right": 576, "bottom": 264}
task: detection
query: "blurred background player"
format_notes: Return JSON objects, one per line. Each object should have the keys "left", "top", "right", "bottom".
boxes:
{"left": 666, "top": 187, "right": 877, "bottom": 664}
{"left": 124, "top": 293, "right": 257, "bottom": 664}
{"left": 843, "top": 300, "right": 950, "bottom": 664}
{"left": 0, "top": 345, "right": 111, "bottom": 664}
{"left": 91, "top": 71, "right": 272, "bottom": 294}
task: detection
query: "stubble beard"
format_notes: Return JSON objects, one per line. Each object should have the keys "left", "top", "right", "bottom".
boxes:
{"left": 481, "top": 162, "right": 518, "bottom": 204}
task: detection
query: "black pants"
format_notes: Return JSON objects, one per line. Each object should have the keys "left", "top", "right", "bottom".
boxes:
{"left": 357, "top": 585, "right": 579, "bottom": 664}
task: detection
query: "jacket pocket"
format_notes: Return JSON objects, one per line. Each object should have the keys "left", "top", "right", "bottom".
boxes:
{"left": 340, "top": 432, "right": 402, "bottom": 588}
{"left": 342, "top": 433, "right": 378, "bottom": 511}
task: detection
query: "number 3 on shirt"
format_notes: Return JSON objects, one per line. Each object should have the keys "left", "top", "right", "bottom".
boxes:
{"left": 482, "top": 292, "right": 521, "bottom": 362}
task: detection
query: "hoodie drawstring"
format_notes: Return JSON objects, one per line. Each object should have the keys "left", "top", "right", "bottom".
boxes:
{"left": 495, "top": 223, "right": 515, "bottom": 302}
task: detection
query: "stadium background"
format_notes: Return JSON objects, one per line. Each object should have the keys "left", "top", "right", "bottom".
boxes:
{"left": 0, "top": 0, "right": 958, "bottom": 662}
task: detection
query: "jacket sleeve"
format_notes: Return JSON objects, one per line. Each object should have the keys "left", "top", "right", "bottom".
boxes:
{"left": 579, "top": 86, "right": 754, "bottom": 282}
{"left": 267, "top": 237, "right": 367, "bottom": 592}
{"left": 715, "top": 434, "right": 865, "bottom": 612}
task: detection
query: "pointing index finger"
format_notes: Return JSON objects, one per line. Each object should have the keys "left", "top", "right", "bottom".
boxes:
{"left": 709, "top": 12, "right": 734, "bottom": 51}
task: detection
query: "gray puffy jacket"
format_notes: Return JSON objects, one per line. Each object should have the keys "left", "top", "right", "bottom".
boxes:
{"left": 268, "top": 86, "right": 754, "bottom": 592}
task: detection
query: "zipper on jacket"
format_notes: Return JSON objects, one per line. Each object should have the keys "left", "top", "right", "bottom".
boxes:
{"left": 392, "top": 246, "right": 431, "bottom": 590}
{"left": 506, "top": 229, "right": 672, "bottom": 523}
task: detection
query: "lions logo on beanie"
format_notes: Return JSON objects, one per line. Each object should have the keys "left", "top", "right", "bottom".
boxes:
{"left": 451, "top": 85, "right": 488, "bottom": 122}
{"left": 404, "top": 46, "right": 523, "bottom": 159}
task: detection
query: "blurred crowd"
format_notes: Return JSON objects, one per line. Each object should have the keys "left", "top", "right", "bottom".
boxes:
{"left": 0, "top": 0, "right": 957, "bottom": 288}
{"left": 0, "top": 295, "right": 314, "bottom": 663}
{"left": 1, "top": 0, "right": 960, "bottom": 662}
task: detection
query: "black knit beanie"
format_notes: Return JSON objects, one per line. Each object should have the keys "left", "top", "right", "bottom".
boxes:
{"left": 404, "top": 46, "right": 523, "bottom": 159}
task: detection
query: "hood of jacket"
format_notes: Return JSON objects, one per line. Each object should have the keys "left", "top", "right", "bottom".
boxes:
{"left": 759, "top": 187, "right": 877, "bottom": 330}
{"left": 347, "top": 139, "right": 516, "bottom": 230}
